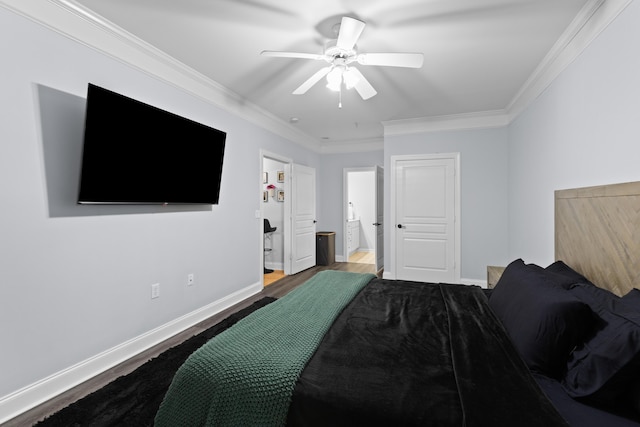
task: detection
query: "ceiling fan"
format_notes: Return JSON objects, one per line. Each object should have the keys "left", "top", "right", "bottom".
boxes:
{"left": 261, "top": 16, "right": 424, "bottom": 101}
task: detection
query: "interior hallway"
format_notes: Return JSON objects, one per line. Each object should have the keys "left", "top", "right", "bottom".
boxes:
{"left": 348, "top": 250, "right": 375, "bottom": 264}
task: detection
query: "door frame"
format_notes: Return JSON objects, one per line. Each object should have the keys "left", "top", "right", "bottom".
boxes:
{"left": 260, "top": 150, "right": 292, "bottom": 285}
{"left": 388, "top": 153, "right": 461, "bottom": 281}
{"left": 374, "top": 164, "right": 384, "bottom": 275}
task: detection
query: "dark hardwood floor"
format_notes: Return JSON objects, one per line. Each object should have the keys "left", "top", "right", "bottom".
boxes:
{"left": 7, "top": 262, "right": 377, "bottom": 426}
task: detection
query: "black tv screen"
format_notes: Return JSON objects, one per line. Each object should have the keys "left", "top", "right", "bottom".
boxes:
{"left": 78, "top": 84, "right": 226, "bottom": 205}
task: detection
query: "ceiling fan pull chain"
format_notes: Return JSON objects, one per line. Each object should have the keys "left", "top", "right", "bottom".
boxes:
{"left": 338, "top": 86, "right": 343, "bottom": 109}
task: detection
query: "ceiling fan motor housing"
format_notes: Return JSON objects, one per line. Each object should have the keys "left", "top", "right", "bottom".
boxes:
{"left": 324, "top": 39, "right": 356, "bottom": 62}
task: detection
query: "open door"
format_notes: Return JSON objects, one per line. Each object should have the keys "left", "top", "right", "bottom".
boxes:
{"left": 374, "top": 165, "right": 384, "bottom": 273}
{"left": 261, "top": 150, "right": 293, "bottom": 283}
{"left": 287, "top": 163, "right": 317, "bottom": 274}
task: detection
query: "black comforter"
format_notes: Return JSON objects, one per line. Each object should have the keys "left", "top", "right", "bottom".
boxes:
{"left": 287, "top": 278, "right": 568, "bottom": 426}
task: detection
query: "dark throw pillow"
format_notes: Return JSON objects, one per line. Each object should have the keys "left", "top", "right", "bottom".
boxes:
{"left": 489, "top": 259, "right": 595, "bottom": 379}
{"left": 545, "top": 260, "right": 592, "bottom": 285}
{"left": 623, "top": 289, "right": 640, "bottom": 306}
{"left": 562, "top": 288, "right": 640, "bottom": 408}
{"left": 568, "top": 281, "right": 621, "bottom": 308}
{"left": 547, "top": 261, "right": 625, "bottom": 307}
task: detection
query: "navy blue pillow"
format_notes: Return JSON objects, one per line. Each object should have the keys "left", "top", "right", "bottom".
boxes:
{"left": 497, "top": 259, "right": 581, "bottom": 290}
{"left": 546, "top": 261, "right": 626, "bottom": 307}
{"left": 492, "top": 258, "right": 580, "bottom": 291}
{"left": 568, "top": 281, "right": 621, "bottom": 307}
{"left": 489, "top": 259, "right": 595, "bottom": 379}
{"left": 545, "top": 260, "right": 592, "bottom": 285}
{"left": 624, "top": 289, "right": 640, "bottom": 305}
{"left": 563, "top": 286, "right": 640, "bottom": 406}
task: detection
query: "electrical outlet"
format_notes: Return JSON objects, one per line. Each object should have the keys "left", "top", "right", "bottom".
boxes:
{"left": 151, "top": 283, "right": 160, "bottom": 299}
{"left": 187, "top": 273, "right": 194, "bottom": 286}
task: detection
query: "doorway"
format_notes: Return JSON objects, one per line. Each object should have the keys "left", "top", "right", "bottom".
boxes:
{"left": 261, "top": 152, "right": 290, "bottom": 286}
{"left": 260, "top": 152, "right": 317, "bottom": 286}
{"left": 343, "top": 167, "right": 383, "bottom": 273}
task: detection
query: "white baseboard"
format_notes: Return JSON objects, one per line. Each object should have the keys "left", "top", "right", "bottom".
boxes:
{"left": 379, "top": 272, "right": 486, "bottom": 288}
{"left": 264, "top": 262, "right": 284, "bottom": 271}
{"left": 382, "top": 270, "right": 395, "bottom": 280}
{"left": 0, "top": 281, "right": 263, "bottom": 424}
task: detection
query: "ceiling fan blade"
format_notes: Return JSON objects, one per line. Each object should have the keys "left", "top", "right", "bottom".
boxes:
{"left": 336, "top": 17, "right": 366, "bottom": 51}
{"left": 293, "top": 67, "right": 331, "bottom": 95}
{"left": 348, "top": 67, "right": 377, "bottom": 100}
{"left": 261, "top": 50, "right": 324, "bottom": 61}
{"left": 357, "top": 53, "right": 424, "bottom": 68}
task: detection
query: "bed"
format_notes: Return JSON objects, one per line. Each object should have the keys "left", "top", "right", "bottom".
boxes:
{"left": 155, "top": 181, "right": 640, "bottom": 426}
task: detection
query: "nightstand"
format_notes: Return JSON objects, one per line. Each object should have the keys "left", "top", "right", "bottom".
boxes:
{"left": 487, "top": 266, "right": 506, "bottom": 289}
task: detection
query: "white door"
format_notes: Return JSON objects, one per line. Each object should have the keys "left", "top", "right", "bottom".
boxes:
{"left": 393, "top": 154, "right": 458, "bottom": 283}
{"left": 289, "top": 163, "right": 316, "bottom": 274}
{"left": 374, "top": 165, "right": 384, "bottom": 273}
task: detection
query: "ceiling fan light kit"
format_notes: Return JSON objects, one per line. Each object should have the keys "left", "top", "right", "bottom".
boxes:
{"left": 326, "top": 64, "right": 359, "bottom": 91}
{"left": 261, "top": 16, "right": 424, "bottom": 104}
{"left": 342, "top": 68, "right": 359, "bottom": 90}
{"left": 325, "top": 67, "right": 343, "bottom": 91}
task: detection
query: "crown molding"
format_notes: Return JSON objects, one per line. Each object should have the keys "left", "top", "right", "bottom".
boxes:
{"left": 0, "top": 0, "right": 323, "bottom": 152}
{"left": 1, "top": 0, "right": 633, "bottom": 149}
{"left": 383, "top": 110, "right": 510, "bottom": 136}
{"left": 506, "top": 0, "right": 633, "bottom": 119}
{"left": 383, "top": 0, "right": 633, "bottom": 137}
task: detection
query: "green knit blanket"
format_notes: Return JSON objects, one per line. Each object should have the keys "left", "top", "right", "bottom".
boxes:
{"left": 154, "top": 270, "right": 375, "bottom": 426}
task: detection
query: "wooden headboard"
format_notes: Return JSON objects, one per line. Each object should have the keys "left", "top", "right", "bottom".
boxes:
{"left": 555, "top": 181, "right": 640, "bottom": 296}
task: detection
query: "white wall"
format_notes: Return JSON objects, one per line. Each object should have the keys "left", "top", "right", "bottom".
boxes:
{"left": 384, "top": 128, "right": 510, "bottom": 280}
{"left": 0, "top": 7, "right": 319, "bottom": 406}
{"left": 507, "top": 0, "right": 640, "bottom": 265}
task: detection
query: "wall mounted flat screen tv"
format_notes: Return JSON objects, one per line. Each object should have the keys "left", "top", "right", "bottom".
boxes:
{"left": 78, "top": 84, "right": 226, "bottom": 205}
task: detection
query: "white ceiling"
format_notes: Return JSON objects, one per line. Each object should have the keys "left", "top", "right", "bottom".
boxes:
{"left": 70, "top": 0, "right": 591, "bottom": 145}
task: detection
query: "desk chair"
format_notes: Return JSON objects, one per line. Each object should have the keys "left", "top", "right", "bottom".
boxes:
{"left": 264, "top": 218, "right": 277, "bottom": 274}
